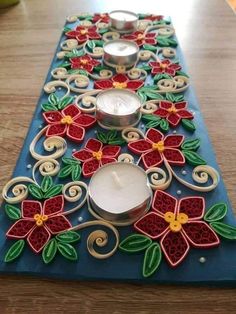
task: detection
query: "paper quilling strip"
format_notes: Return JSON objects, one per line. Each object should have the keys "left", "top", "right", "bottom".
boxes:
{"left": 1, "top": 12, "right": 236, "bottom": 284}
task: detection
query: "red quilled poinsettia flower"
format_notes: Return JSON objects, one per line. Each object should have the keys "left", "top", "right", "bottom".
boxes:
{"left": 154, "top": 100, "right": 194, "bottom": 126}
{"left": 92, "top": 13, "right": 109, "bottom": 24}
{"left": 144, "top": 14, "right": 164, "bottom": 21}
{"left": 72, "top": 138, "right": 121, "bottom": 177}
{"left": 66, "top": 25, "right": 101, "bottom": 44}
{"left": 94, "top": 74, "right": 144, "bottom": 91}
{"left": 122, "top": 31, "right": 157, "bottom": 47}
{"left": 6, "top": 195, "right": 71, "bottom": 253}
{"left": 43, "top": 104, "right": 96, "bottom": 143}
{"left": 149, "top": 59, "right": 181, "bottom": 76}
{"left": 128, "top": 128, "right": 185, "bottom": 169}
{"left": 70, "top": 55, "right": 100, "bottom": 73}
{"left": 135, "top": 190, "right": 220, "bottom": 267}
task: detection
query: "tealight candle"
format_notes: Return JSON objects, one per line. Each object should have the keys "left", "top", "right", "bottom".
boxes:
{"left": 109, "top": 10, "right": 138, "bottom": 33}
{"left": 103, "top": 40, "right": 139, "bottom": 67}
{"left": 88, "top": 162, "right": 152, "bottom": 225}
{"left": 96, "top": 89, "right": 141, "bottom": 129}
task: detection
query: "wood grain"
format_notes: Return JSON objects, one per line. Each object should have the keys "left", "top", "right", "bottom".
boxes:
{"left": 0, "top": 0, "right": 236, "bottom": 313}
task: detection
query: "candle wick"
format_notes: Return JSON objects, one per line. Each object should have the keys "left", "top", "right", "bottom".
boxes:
{"left": 111, "top": 171, "right": 123, "bottom": 189}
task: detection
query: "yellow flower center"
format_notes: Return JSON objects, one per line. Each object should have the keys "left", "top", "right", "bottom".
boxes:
{"left": 160, "top": 63, "right": 168, "bottom": 70}
{"left": 80, "top": 58, "right": 88, "bottom": 65}
{"left": 80, "top": 29, "right": 88, "bottom": 35}
{"left": 152, "top": 140, "right": 165, "bottom": 152}
{"left": 33, "top": 214, "right": 48, "bottom": 227}
{"left": 92, "top": 151, "right": 103, "bottom": 160}
{"left": 167, "top": 105, "right": 177, "bottom": 114}
{"left": 137, "top": 34, "right": 144, "bottom": 40}
{"left": 164, "top": 211, "right": 188, "bottom": 232}
{"left": 60, "top": 115, "right": 73, "bottom": 125}
{"left": 113, "top": 82, "right": 127, "bottom": 89}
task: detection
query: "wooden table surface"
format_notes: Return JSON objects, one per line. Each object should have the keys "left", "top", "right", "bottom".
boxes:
{"left": 0, "top": 0, "right": 236, "bottom": 313}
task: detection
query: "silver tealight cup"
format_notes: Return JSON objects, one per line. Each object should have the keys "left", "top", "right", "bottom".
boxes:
{"left": 96, "top": 89, "right": 142, "bottom": 130}
{"left": 109, "top": 10, "right": 138, "bottom": 33}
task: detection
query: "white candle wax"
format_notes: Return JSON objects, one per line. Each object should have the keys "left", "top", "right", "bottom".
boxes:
{"left": 104, "top": 40, "right": 138, "bottom": 57}
{"left": 109, "top": 10, "right": 138, "bottom": 23}
{"left": 89, "top": 162, "right": 152, "bottom": 217}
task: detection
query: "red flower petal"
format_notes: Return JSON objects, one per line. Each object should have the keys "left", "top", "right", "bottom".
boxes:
{"left": 126, "top": 80, "right": 144, "bottom": 90}
{"left": 43, "top": 195, "right": 64, "bottom": 216}
{"left": 164, "top": 135, "right": 184, "bottom": 147}
{"left": 45, "top": 215, "right": 71, "bottom": 234}
{"left": 112, "top": 74, "right": 128, "bottom": 83}
{"left": 85, "top": 138, "right": 103, "bottom": 152}
{"left": 142, "top": 150, "right": 163, "bottom": 168}
{"left": 174, "top": 101, "right": 187, "bottom": 110}
{"left": 87, "top": 26, "right": 97, "bottom": 32}
{"left": 75, "top": 25, "right": 86, "bottom": 31}
{"left": 88, "top": 32, "right": 101, "bottom": 40}
{"left": 75, "top": 34, "right": 88, "bottom": 44}
{"left": 159, "top": 101, "right": 173, "bottom": 110}
{"left": 163, "top": 148, "right": 185, "bottom": 165}
{"left": 177, "top": 110, "right": 194, "bottom": 119}
{"left": 145, "top": 33, "right": 156, "bottom": 38}
{"left": 161, "top": 230, "right": 190, "bottom": 267}
{"left": 22, "top": 200, "right": 42, "bottom": 219}
{"left": 161, "top": 60, "right": 171, "bottom": 66}
{"left": 136, "top": 39, "right": 144, "bottom": 46}
{"left": 101, "top": 157, "right": 117, "bottom": 166}
{"left": 88, "top": 59, "right": 100, "bottom": 66}
{"left": 27, "top": 226, "right": 51, "bottom": 253}
{"left": 6, "top": 220, "right": 35, "bottom": 238}
{"left": 122, "top": 34, "right": 136, "bottom": 40}
{"left": 134, "top": 212, "right": 169, "bottom": 239}
{"left": 102, "top": 145, "right": 121, "bottom": 158}
{"left": 145, "top": 38, "right": 156, "bottom": 45}
{"left": 74, "top": 114, "right": 96, "bottom": 128}
{"left": 67, "top": 124, "right": 85, "bottom": 142}
{"left": 43, "top": 111, "right": 63, "bottom": 124}
{"left": 149, "top": 62, "right": 160, "bottom": 67}
{"left": 182, "top": 221, "right": 220, "bottom": 248}
{"left": 152, "top": 190, "right": 177, "bottom": 216}
{"left": 167, "top": 113, "right": 181, "bottom": 126}
{"left": 80, "top": 63, "right": 93, "bottom": 73}
{"left": 146, "top": 128, "right": 164, "bottom": 143}
{"left": 151, "top": 67, "right": 162, "bottom": 75}
{"left": 153, "top": 108, "right": 169, "bottom": 118}
{"left": 62, "top": 104, "right": 81, "bottom": 119}
{"left": 133, "top": 31, "right": 143, "bottom": 36}
{"left": 73, "top": 149, "right": 93, "bottom": 162}
{"left": 82, "top": 158, "right": 100, "bottom": 177}
{"left": 178, "top": 197, "right": 205, "bottom": 220}
{"left": 66, "top": 31, "right": 80, "bottom": 39}
{"left": 128, "top": 139, "right": 152, "bottom": 155}
{"left": 165, "top": 67, "right": 176, "bottom": 76}
{"left": 94, "top": 80, "right": 113, "bottom": 89}
{"left": 46, "top": 123, "right": 67, "bottom": 137}
{"left": 169, "top": 63, "right": 181, "bottom": 71}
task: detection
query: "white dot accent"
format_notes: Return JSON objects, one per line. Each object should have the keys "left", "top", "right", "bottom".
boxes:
{"left": 78, "top": 216, "right": 83, "bottom": 222}
{"left": 72, "top": 148, "right": 76, "bottom": 152}
{"left": 199, "top": 257, "right": 206, "bottom": 263}
{"left": 182, "top": 170, "right": 187, "bottom": 175}
{"left": 141, "top": 124, "right": 145, "bottom": 128}
{"left": 27, "top": 164, "right": 32, "bottom": 169}
{"left": 38, "top": 124, "right": 43, "bottom": 129}
{"left": 176, "top": 190, "right": 182, "bottom": 195}
{"left": 58, "top": 87, "right": 62, "bottom": 90}
{"left": 94, "top": 130, "right": 97, "bottom": 134}
{"left": 172, "top": 130, "right": 177, "bottom": 134}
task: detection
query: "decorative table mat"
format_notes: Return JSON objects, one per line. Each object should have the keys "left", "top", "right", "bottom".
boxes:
{"left": 1, "top": 12, "right": 236, "bottom": 284}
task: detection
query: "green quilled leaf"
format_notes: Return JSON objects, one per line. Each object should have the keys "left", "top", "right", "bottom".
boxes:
{"left": 56, "top": 231, "right": 80, "bottom": 244}
{"left": 58, "top": 96, "right": 74, "bottom": 110}
{"left": 48, "top": 93, "right": 59, "bottom": 105}
{"left": 182, "top": 150, "right": 206, "bottom": 166}
{"left": 210, "top": 222, "right": 236, "bottom": 240}
{"left": 4, "top": 240, "right": 25, "bottom": 263}
{"left": 42, "top": 238, "right": 57, "bottom": 264}
{"left": 62, "top": 157, "right": 79, "bottom": 165}
{"left": 57, "top": 242, "right": 78, "bottom": 261}
{"left": 143, "top": 44, "right": 157, "bottom": 52}
{"left": 87, "top": 40, "right": 96, "bottom": 51}
{"left": 146, "top": 120, "right": 161, "bottom": 129}
{"left": 146, "top": 92, "right": 164, "bottom": 100}
{"left": 108, "top": 139, "right": 126, "bottom": 145}
{"left": 181, "top": 119, "right": 196, "bottom": 132}
{"left": 41, "top": 103, "right": 58, "bottom": 112}
{"left": 63, "top": 27, "right": 72, "bottom": 33}
{"left": 58, "top": 164, "right": 73, "bottom": 178}
{"left": 167, "top": 38, "right": 178, "bottom": 47}
{"left": 139, "top": 65, "right": 152, "bottom": 72}
{"left": 28, "top": 184, "right": 43, "bottom": 200}
{"left": 41, "top": 176, "right": 53, "bottom": 193}
{"left": 137, "top": 91, "right": 147, "bottom": 102}
{"left": 72, "top": 164, "right": 81, "bottom": 181}
{"left": 67, "top": 69, "right": 88, "bottom": 76}
{"left": 181, "top": 138, "right": 200, "bottom": 151}
{"left": 174, "top": 94, "right": 185, "bottom": 102}
{"left": 92, "top": 40, "right": 104, "bottom": 47}
{"left": 97, "top": 131, "right": 108, "bottom": 143}
{"left": 176, "top": 70, "right": 189, "bottom": 78}
{"left": 154, "top": 73, "right": 172, "bottom": 82}
{"left": 157, "top": 36, "right": 169, "bottom": 46}
{"left": 165, "top": 93, "right": 176, "bottom": 102}
{"left": 107, "top": 130, "right": 117, "bottom": 140}
{"left": 5, "top": 204, "right": 21, "bottom": 220}
{"left": 143, "top": 243, "right": 162, "bottom": 278}
{"left": 44, "top": 184, "right": 63, "bottom": 199}
{"left": 204, "top": 203, "right": 227, "bottom": 222}
{"left": 98, "top": 28, "right": 108, "bottom": 34}
{"left": 159, "top": 119, "right": 169, "bottom": 132}
{"left": 138, "top": 85, "right": 158, "bottom": 92}
{"left": 119, "top": 234, "right": 152, "bottom": 253}
{"left": 142, "top": 114, "right": 161, "bottom": 122}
